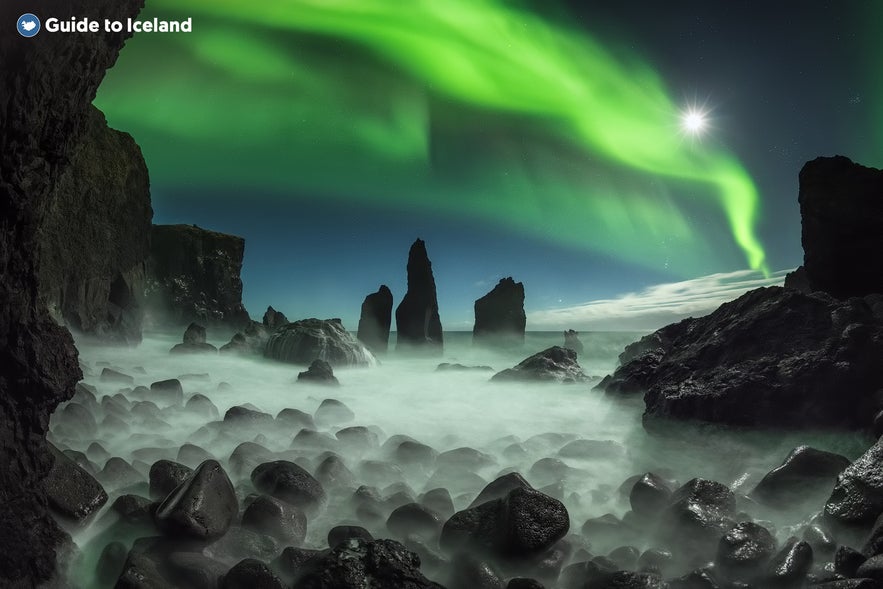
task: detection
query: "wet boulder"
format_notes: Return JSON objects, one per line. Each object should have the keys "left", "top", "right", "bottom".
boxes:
{"left": 154, "top": 460, "right": 238, "bottom": 541}
{"left": 43, "top": 443, "right": 108, "bottom": 523}
{"left": 715, "top": 522, "right": 777, "bottom": 582}
{"left": 148, "top": 379, "right": 184, "bottom": 406}
{"left": 470, "top": 472, "right": 533, "bottom": 508}
{"left": 751, "top": 446, "right": 851, "bottom": 507}
{"left": 314, "top": 399, "right": 355, "bottom": 426}
{"left": 148, "top": 460, "right": 193, "bottom": 500}
{"left": 491, "top": 346, "right": 589, "bottom": 383}
{"left": 241, "top": 495, "right": 307, "bottom": 545}
{"left": 825, "top": 436, "right": 883, "bottom": 533}
{"left": 297, "top": 359, "right": 340, "bottom": 386}
{"left": 441, "top": 487, "right": 569, "bottom": 557}
{"left": 327, "top": 525, "right": 374, "bottom": 548}
{"left": 170, "top": 322, "right": 219, "bottom": 354}
{"left": 264, "top": 318, "right": 376, "bottom": 367}
{"left": 657, "top": 478, "right": 736, "bottom": 560}
{"left": 222, "top": 558, "right": 286, "bottom": 589}
{"left": 629, "top": 473, "right": 673, "bottom": 517}
{"left": 251, "top": 460, "right": 327, "bottom": 515}
{"left": 763, "top": 538, "right": 812, "bottom": 587}
{"left": 294, "top": 538, "right": 444, "bottom": 588}
{"left": 387, "top": 502, "right": 443, "bottom": 540}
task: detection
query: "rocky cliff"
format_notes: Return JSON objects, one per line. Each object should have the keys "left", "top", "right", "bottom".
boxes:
{"left": 38, "top": 105, "right": 152, "bottom": 345}
{"left": 0, "top": 0, "right": 144, "bottom": 585}
{"left": 473, "top": 277, "right": 526, "bottom": 347}
{"left": 146, "top": 224, "right": 251, "bottom": 329}
{"left": 395, "top": 239, "right": 443, "bottom": 351}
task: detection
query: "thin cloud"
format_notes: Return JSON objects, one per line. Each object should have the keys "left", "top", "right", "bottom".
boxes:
{"left": 528, "top": 269, "right": 791, "bottom": 332}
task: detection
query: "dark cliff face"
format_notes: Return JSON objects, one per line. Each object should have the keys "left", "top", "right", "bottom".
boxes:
{"left": 38, "top": 105, "right": 152, "bottom": 345}
{"left": 395, "top": 239, "right": 443, "bottom": 351}
{"left": 357, "top": 285, "right": 393, "bottom": 354}
{"left": 146, "top": 224, "right": 251, "bottom": 329}
{"left": 473, "top": 277, "right": 526, "bottom": 347}
{"left": 799, "top": 156, "right": 883, "bottom": 298}
{"left": 0, "top": 0, "right": 144, "bottom": 585}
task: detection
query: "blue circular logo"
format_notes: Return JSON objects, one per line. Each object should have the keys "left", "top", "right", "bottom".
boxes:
{"left": 17, "top": 13, "right": 40, "bottom": 38}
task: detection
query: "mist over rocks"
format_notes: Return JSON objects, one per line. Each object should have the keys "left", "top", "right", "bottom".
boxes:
{"left": 265, "top": 318, "right": 376, "bottom": 367}
{"left": 799, "top": 156, "right": 883, "bottom": 298}
{"left": 146, "top": 224, "right": 251, "bottom": 329}
{"left": 357, "top": 285, "right": 394, "bottom": 354}
{"left": 492, "top": 346, "right": 590, "bottom": 383}
{"left": 473, "top": 277, "right": 526, "bottom": 347}
{"left": 396, "top": 239, "right": 444, "bottom": 352}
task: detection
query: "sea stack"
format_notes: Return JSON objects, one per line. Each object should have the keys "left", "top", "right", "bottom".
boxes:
{"left": 395, "top": 239, "right": 443, "bottom": 352}
{"left": 357, "top": 285, "right": 393, "bottom": 354}
{"left": 473, "top": 277, "right": 526, "bottom": 347}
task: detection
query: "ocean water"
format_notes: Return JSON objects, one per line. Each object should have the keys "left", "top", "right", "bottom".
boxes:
{"left": 56, "top": 329, "right": 872, "bottom": 586}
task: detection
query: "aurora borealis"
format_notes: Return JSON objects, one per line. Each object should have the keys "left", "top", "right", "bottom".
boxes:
{"left": 94, "top": 0, "right": 874, "bottom": 327}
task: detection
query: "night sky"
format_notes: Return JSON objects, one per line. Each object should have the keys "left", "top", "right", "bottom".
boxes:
{"left": 94, "top": 0, "right": 878, "bottom": 330}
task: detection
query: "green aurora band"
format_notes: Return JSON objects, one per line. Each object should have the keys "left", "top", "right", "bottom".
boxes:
{"left": 96, "top": 0, "right": 769, "bottom": 275}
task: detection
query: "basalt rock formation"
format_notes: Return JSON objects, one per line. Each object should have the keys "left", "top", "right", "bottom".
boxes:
{"left": 357, "top": 285, "right": 393, "bottom": 354}
{"left": 38, "top": 106, "right": 152, "bottom": 345}
{"left": 0, "top": 0, "right": 144, "bottom": 585}
{"left": 146, "top": 224, "right": 250, "bottom": 329}
{"left": 265, "top": 318, "right": 376, "bottom": 367}
{"left": 799, "top": 156, "right": 883, "bottom": 298}
{"left": 395, "top": 240, "right": 443, "bottom": 352}
{"left": 598, "top": 156, "right": 883, "bottom": 430}
{"left": 473, "top": 277, "right": 526, "bottom": 347}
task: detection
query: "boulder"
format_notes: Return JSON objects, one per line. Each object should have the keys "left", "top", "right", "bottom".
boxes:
{"left": 441, "top": 486, "right": 569, "bottom": 557}
{"left": 799, "top": 156, "right": 883, "bottom": 298}
{"left": 825, "top": 436, "right": 883, "bottom": 533}
{"left": 293, "top": 538, "right": 444, "bottom": 588}
{"left": 149, "top": 379, "right": 184, "bottom": 406}
{"left": 148, "top": 460, "right": 194, "bottom": 500}
{"left": 657, "top": 478, "right": 736, "bottom": 560}
{"left": 170, "top": 322, "right": 218, "bottom": 354}
{"left": 563, "top": 330, "right": 584, "bottom": 354}
{"left": 395, "top": 239, "right": 444, "bottom": 352}
{"left": 715, "top": 522, "right": 777, "bottom": 582}
{"left": 251, "top": 460, "right": 327, "bottom": 515}
{"left": 357, "top": 285, "right": 394, "bottom": 354}
{"left": 264, "top": 318, "right": 376, "bottom": 367}
{"left": 146, "top": 224, "right": 251, "bottom": 328}
{"left": 491, "top": 346, "right": 589, "bottom": 383}
{"left": 222, "top": 559, "right": 286, "bottom": 589}
{"left": 297, "top": 359, "right": 340, "bottom": 385}
{"left": 473, "top": 277, "right": 526, "bottom": 347}
{"left": 328, "top": 525, "right": 374, "bottom": 548}
{"left": 241, "top": 495, "right": 307, "bottom": 545}
{"left": 597, "top": 287, "right": 883, "bottom": 428}
{"left": 629, "top": 473, "right": 673, "bottom": 517}
{"left": 750, "top": 446, "right": 851, "bottom": 507}
{"left": 43, "top": 443, "right": 108, "bottom": 523}
{"left": 154, "top": 460, "right": 238, "bottom": 541}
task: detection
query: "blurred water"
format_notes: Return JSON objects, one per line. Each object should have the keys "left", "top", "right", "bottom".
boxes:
{"left": 59, "top": 328, "right": 872, "bottom": 586}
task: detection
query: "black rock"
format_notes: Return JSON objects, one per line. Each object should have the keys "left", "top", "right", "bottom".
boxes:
{"left": 395, "top": 239, "right": 444, "bottom": 352}
{"left": 272, "top": 546, "right": 328, "bottom": 585}
{"left": 96, "top": 541, "right": 128, "bottom": 587}
{"left": 295, "top": 538, "right": 443, "bottom": 588}
{"left": 658, "top": 479, "right": 736, "bottom": 560}
{"left": 314, "top": 399, "right": 355, "bottom": 426}
{"left": 100, "top": 368, "right": 135, "bottom": 385}
{"left": 149, "top": 379, "right": 184, "bottom": 406}
{"left": 436, "top": 363, "right": 494, "bottom": 372}
{"left": 586, "top": 571, "right": 668, "bottom": 589}
{"left": 564, "top": 330, "right": 585, "bottom": 354}
{"left": 825, "top": 437, "right": 883, "bottom": 533}
{"left": 491, "top": 346, "right": 589, "bottom": 383}
{"left": 715, "top": 522, "right": 777, "bottom": 582}
{"left": 251, "top": 460, "right": 327, "bottom": 514}
{"left": 166, "top": 552, "right": 228, "bottom": 589}
{"left": 387, "top": 502, "right": 443, "bottom": 540}
{"left": 265, "top": 318, "right": 375, "bottom": 366}
{"left": 751, "top": 446, "right": 851, "bottom": 507}
{"left": 314, "top": 454, "right": 355, "bottom": 488}
{"left": 856, "top": 555, "right": 883, "bottom": 581}
{"left": 667, "top": 568, "right": 721, "bottom": 589}
{"left": 336, "top": 426, "right": 379, "bottom": 449}
{"left": 327, "top": 525, "right": 374, "bottom": 548}
{"left": 446, "top": 553, "right": 506, "bottom": 589}
{"left": 297, "top": 359, "right": 340, "bottom": 386}
{"left": 222, "top": 558, "right": 285, "bottom": 589}
{"left": 629, "top": 473, "right": 673, "bottom": 517}
{"left": 229, "top": 442, "right": 274, "bottom": 479}
{"left": 263, "top": 306, "right": 289, "bottom": 331}
{"left": 799, "top": 156, "right": 883, "bottom": 298}
{"left": 154, "top": 459, "right": 238, "bottom": 541}
{"left": 438, "top": 446, "right": 496, "bottom": 471}
{"left": 242, "top": 494, "right": 307, "bottom": 545}
{"left": 177, "top": 444, "right": 214, "bottom": 468}
{"left": 473, "top": 277, "right": 526, "bottom": 348}
{"left": 110, "top": 494, "right": 155, "bottom": 525}
{"left": 421, "top": 488, "right": 455, "bottom": 518}
{"left": 441, "top": 486, "right": 569, "bottom": 557}
{"left": 507, "top": 578, "right": 546, "bottom": 589}
{"left": 358, "top": 285, "right": 394, "bottom": 354}
{"left": 208, "top": 526, "right": 281, "bottom": 564}
{"left": 43, "top": 443, "right": 108, "bottom": 523}
{"left": 171, "top": 325, "right": 219, "bottom": 354}
{"left": 224, "top": 405, "right": 275, "bottom": 427}
{"left": 597, "top": 287, "right": 883, "bottom": 428}
{"left": 276, "top": 408, "right": 316, "bottom": 430}
{"left": 147, "top": 226, "right": 251, "bottom": 328}
{"left": 99, "top": 457, "right": 145, "bottom": 490}
{"left": 149, "top": 460, "right": 194, "bottom": 500}
{"left": 835, "top": 545, "right": 867, "bottom": 577}
{"left": 764, "top": 538, "right": 813, "bottom": 587}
